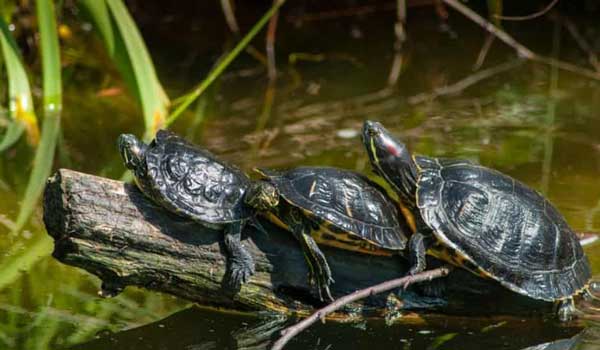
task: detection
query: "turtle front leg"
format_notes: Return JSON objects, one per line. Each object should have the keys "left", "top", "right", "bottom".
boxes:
{"left": 408, "top": 232, "right": 428, "bottom": 275}
{"left": 224, "top": 220, "right": 256, "bottom": 290}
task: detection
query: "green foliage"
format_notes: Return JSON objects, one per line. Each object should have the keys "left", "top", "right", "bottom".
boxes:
{"left": 0, "top": 1, "right": 291, "bottom": 346}
{"left": 12, "top": 0, "right": 62, "bottom": 235}
{"left": 80, "top": 0, "right": 169, "bottom": 139}
{"left": 0, "top": 16, "right": 39, "bottom": 150}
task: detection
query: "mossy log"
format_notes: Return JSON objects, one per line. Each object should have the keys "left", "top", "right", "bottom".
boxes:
{"left": 44, "top": 169, "right": 559, "bottom": 325}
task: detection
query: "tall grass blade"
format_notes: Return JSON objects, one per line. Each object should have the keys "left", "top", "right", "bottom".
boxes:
{"left": 79, "top": 0, "right": 139, "bottom": 105}
{"left": 0, "top": 122, "right": 23, "bottom": 152}
{"left": 105, "top": 0, "right": 169, "bottom": 138}
{"left": 0, "top": 236, "right": 52, "bottom": 290}
{"left": 0, "top": 16, "right": 40, "bottom": 148}
{"left": 79, "top": 0, "right": 114, "bottom": 54}
{"left": 166, "top": 0, "right": 287, "bottom": 126}
{"left": 12, "top": 0, "right": 62, "bottom": 234}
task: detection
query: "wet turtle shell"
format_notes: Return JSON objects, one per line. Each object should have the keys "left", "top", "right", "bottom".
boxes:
{"left": 415, "top": 156, "right": 591, "bottom": 301}
{"left": 260, "top": 167, "right": 408, "bottom": 251}
{"left": 144, "top": 130, "right": 252, "bottom": 223}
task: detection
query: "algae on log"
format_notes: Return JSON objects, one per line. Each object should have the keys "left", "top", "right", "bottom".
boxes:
{"left": 43, "top": 169, "right": 554, "bottom": 324}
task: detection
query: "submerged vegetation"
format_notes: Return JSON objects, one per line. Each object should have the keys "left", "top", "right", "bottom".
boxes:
{"left": 1, "top": 0, "right": 600, "bottom": 348}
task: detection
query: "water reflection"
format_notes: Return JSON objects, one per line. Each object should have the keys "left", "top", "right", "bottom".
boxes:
{"left": 76, "top": 306, "right": 591, "bottom": 350}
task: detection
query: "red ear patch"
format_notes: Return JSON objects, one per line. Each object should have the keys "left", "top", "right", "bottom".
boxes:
{"left": 384, "top": 139, "right": 400, "bottom": 157}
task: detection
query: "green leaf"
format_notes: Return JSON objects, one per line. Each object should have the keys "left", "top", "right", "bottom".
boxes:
{"left": 0, "top": 16, "right": 39, "bottom": 147}
{"left": 12, "top": 0, "right": 62, "bottom": 234}
{"left": 79, "top": 0, "right": 115, "bottom": 54}
{"left": 37, "top": 0, "right": 61, "bottom": 107}
{"left": 0, "top": 122, "right": 23, "bottom": 152}
{"left": 105, "top": 0, "right": 169, "bottom": 138}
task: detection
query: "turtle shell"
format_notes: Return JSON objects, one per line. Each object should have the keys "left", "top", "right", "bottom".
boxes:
{"left": 414, "top": 156, "right": 591, "bottom": 301}
{"left": 144, "top": 130, "right": 252, "bottom": 223}
{"left": 262, "top": 167, "right": 407, "bottom": 250}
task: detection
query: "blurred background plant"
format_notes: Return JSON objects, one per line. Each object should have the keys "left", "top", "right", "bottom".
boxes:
{"left": 1, "top": 0, "right": 600, "bottom": 348}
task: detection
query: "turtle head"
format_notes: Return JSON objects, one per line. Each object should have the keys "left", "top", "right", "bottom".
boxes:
{"left": 118, "top": 134, "right": 148, "bottom": 171}
{"left": 245, "top": 181, "right": 279, "bottom": 211}
{"left": 362, "top": 120, "right": 416, "bottom": 177}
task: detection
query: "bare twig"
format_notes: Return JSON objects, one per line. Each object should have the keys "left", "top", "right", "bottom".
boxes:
{"left": 266, "top": 1, "right": 280, "bottom": 81}
{"left": 473, "top": 33, "right": 495, "bottom": 71}
{"left": 441, "top": 0, "right": 534, "bottom": 59}
{"left": 441, "top": 0, "right": 600, "bottom": 81}
{"left": 219, "top": 0, "right": 269, "bottom": 68}
{"left": 494, "top": 0, "right": 559, "bottom": 21}
{"left": 408, "top": 60, "right": 523, "bottom": 104}
{"left": 271, "top": 266, "right": 452, "bottom": 350}
{"left": 220, "top": 0, "right": 240, "bottom": 34}
{"left": 557, "top": 15, "right": 600, "bottom": 72}
{"left": 388, "top": 0, "right": 407, "bottom": 86}
{"left": 533, "top": 56, "right": 600, "bottom": 81}
{"left": 286, "top": 3, "right": 396, "bottom": 23}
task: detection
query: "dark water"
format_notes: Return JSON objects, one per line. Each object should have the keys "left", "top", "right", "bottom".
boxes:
{"left": 2, "top": 2, "right": 600, "bottom": 349}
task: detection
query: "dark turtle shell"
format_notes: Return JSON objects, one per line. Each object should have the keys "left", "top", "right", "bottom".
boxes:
{"left": 261, "top": 167, "right": 407, "bottom": 250}
{"left": 415, "top": 156, "right": 591, "bottom": 301}
{"left": 144, "top": 130, "right": 252, "bottom": 223}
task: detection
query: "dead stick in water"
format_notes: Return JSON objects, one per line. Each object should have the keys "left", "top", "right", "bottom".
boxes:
{"left": 271, "top": 266, "right": 452, "bottom": 350}
{"left": 440, "top": 0, "right": 600, "bottom": 81}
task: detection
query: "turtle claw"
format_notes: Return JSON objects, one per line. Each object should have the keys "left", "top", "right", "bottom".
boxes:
{"left": 320, "top": 284, "right": 334, "bottom": 302}
{"left": 228, "top": 261, "right": 256, "bottom": 289}
{"left": 307, "top": 265, "right": 334, "bottom": 302}
{"left": 226, "top": 244, "right": 256, "bottom": 290}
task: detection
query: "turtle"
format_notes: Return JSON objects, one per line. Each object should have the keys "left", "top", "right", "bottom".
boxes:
{"left": 361, "top": 120, "right": 593, "bottom": 321}
{"left": 245, "top": 166, "right": 410, "bottom": 301}
{"left": 118, "top": 130, "right": 279, "bottom": 289}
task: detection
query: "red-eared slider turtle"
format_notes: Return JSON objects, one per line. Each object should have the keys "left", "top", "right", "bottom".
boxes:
{"left": 362, "top": 120, "right": 593, "bottom": 321}
{"left": 246, "top": 166, "right": 410, "bottom": 300}
{"left": 118, "top": 130, "right": 279, "bottom": 289}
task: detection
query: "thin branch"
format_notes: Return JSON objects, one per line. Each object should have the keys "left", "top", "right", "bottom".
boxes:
{"left": 473, "top": 33, "right": 495, "bottom": 71}
{"left": 532, "top": 56, "right": 600, "bottom": 81}
{"left": 441, "top": 0, "right": 535, "bottom": 59}
{"left": 387, "top": 0, "right": 407, "bottom": 86}
{"left": 557, "top": 15, "right": 600, "bottom": 72}
{"left": 271, "top": 266, "right": 452, "bottom": 350}
{"left": 266, "top": 1, "right": 280, "bottom": 81}
{"left": 408, "top": 60, "right": 523, "bottom": 104}
{"left": 441, "top": 0, "right": 600, "bottom": 81}
{"left": 494, "top": 0, "right": 559, "bottom": 21}
{"left": 220, "top": 0, "right": 240, "bottom": 34}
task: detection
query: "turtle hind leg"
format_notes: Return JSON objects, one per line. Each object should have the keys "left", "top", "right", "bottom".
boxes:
{"left": 224, "top": 220, "right": 256, "bottom": 290}
{"left": 557, "top": 298, "right": 582, "bottom": 322}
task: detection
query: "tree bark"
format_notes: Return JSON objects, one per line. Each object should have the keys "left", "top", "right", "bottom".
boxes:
{"left": 43, "top": 169, "right": 556, "bottom": 324}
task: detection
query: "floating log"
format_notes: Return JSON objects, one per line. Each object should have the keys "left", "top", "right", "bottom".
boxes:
{"left": 44, "top": 169, "right": 560, "bottom": 325}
